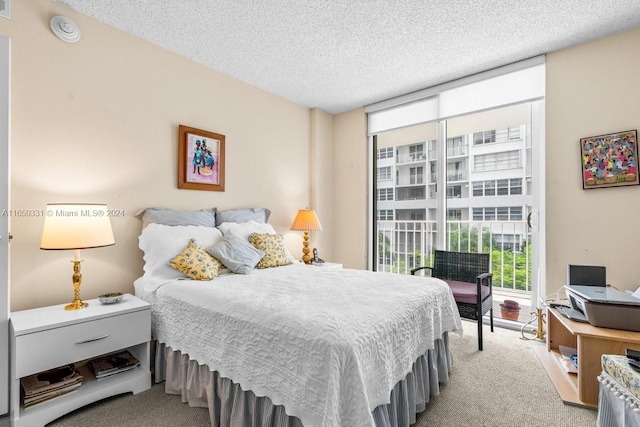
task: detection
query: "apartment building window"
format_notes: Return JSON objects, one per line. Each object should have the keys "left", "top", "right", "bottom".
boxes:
{"left": 377, "top": 166, "right": 392, "bottom": 181}
{"left": 446, "top": 185, "right": 462, "bottom": 199}
{"left": 377, "top": 147, "right": 393, "bottom": 160}
{"left": 409, "top": 144, "right": 425, "bottom": 160}
{"left": 474, "top": 150, "right": 520, "bottom": 171}
{"left": 472, "top": 207, "right": 524, "bottom": 221}
{"left": 447, "top": 136, "right": 466, "bottom": 157}
{"left": 447, "top": 209, "right": 462, "bottom": 220}
{"left": 472, "top": 178, "right": 523, "bottom": 196}
{"left": 377, "top": 188, "right": 393, "bottom": 201}
{"left": 409, "top": 166, "right": 424, "bottom": 184}
{"left": 397, "top": 187, "right": 425, "bottom": 201}
{"left": 473, "top": 126, "right": 522, "bottom": 145}
{"left": 377, "top": 209, "right": 394, "bottom": 220}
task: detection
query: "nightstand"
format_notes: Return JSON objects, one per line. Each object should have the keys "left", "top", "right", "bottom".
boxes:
{"left": 10, "top": 294, "right": 151, "bottom": 427}
{"left": 311, "top": 261, "right": 342, "bottom": 269}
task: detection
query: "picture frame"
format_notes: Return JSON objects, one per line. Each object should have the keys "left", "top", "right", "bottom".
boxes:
{"left": 580, "top": 129, "right": 638, "bottom": 190}
{"left": 178, "top": 125, "right": 225, "bottom": 191}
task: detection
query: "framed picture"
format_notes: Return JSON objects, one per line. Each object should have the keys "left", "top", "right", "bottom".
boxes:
{"left": 178, "top": 125, "right": 225, "bottom": 191}
{"left": 580, "top": 129, "right": 638, "bottom": 189}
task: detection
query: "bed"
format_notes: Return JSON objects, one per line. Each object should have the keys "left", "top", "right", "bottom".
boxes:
{"left": 133, "top": 208, "right": 462, "bottom": 427}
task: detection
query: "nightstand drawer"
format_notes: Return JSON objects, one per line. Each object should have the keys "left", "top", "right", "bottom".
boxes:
{"left": 14, "top": 308, "right": 150, "bottom": 378}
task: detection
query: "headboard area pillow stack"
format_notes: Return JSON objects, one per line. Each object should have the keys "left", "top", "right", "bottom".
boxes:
{"left": 137, "top": 207, "right": 293, "bottom": 280}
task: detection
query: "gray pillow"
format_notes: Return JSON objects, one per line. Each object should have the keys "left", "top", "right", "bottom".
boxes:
{"left": 215, "top": 208, "right": 271, "bottom": 226}
{"left": 207, "top": 234, "right": 265, "bottom": 274}
{"left": 135, "top": 207, "right": 216, "bottom": 229}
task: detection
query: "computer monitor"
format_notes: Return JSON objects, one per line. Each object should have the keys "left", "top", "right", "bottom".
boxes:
{"left": 567, "top": 264, "right": 606, "bottom": 287}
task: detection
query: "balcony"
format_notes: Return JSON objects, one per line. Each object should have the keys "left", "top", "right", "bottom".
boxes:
{"left": 396, "top": 153, "right": 426, "bottom": 164}
{"left": 396, "top": 176, "right": 425, "bottom": 186}
{"left": 376, "top": 219, "right": 533, "bottom": 323}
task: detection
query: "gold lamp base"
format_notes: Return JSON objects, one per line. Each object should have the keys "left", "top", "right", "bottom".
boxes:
{"left": 301, "top": 231, "right": 312, "bottom": 264}
{"left": 65, "top": 260, "right": 88, "bottom": 310}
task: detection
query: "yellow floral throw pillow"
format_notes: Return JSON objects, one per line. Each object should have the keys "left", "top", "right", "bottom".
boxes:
{"left": 170, "top": 239, "right": 223, "bottom": 280}
{"left": 249, "top": 233, "right": 293, "bottom": 269}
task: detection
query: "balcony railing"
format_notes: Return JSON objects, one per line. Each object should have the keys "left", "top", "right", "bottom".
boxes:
{"left": 376, "top": 220, "right": 532, "bottom": 293}
{"left": 396, "top": 176, "right": 425, "bottom": 186}
{"left": 396, "top": 154, "right": 426, "bottom": 164}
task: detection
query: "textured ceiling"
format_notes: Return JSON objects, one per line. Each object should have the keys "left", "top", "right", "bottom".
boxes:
{"left": 55, "top": 0, "right": 640, "bottom": 114}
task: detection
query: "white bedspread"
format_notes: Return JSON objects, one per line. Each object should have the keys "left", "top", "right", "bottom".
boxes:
{"left": 134, "top": 264, "right": 462, "bottom": 427}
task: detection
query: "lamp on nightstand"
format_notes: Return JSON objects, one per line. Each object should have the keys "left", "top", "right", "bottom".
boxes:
{"left": 40, "top": 203, "right": 115, "bottom": 310}
{"left": 290, "top": 208, "right": 322, "bottom": 265}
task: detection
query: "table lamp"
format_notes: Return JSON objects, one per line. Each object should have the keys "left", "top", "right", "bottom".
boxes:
{"left": 40, "top": 203, "right": 115, "bottom": 310}
{"left": 290, "top": 208, "right": 322, "bottom": 264}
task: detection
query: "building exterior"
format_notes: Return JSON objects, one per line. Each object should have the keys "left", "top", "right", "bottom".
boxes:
{"left": 376, "top": 123, "right": 532, "bottom": 272}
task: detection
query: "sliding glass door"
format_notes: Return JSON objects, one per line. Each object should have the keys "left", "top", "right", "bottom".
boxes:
{"left": 371, "top": 100, "right": 545, "bottom": 318}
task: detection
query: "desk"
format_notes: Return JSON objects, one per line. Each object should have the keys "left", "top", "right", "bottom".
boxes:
{"left": 534, "top": 307, "right": 640, "bottom": 408}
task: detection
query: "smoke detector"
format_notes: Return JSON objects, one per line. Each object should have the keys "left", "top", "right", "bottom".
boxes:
{"left": 50, "top": 16, "right": 81, "bottom": 43}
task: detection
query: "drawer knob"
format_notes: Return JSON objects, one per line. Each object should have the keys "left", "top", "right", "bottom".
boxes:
{"left": 75, "top": 334, "right": 110, "bottom": 344}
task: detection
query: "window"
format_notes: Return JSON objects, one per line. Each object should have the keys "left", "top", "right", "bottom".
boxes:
{"left": 377, "top": 166, "right": 392, "bottom": 181}
{"left": 447, "top": 209, "right": 462, "bottom": 220}
{"left": 497, "top": 207, "right": 509, "bottom": 221}
{"left": 472, "top": 207, "right": 524, "bottom": 221}
{"left": 473, "top": 182, "right": 483, "bottom": 197}
{"left": 377, "top": 188, "right": 393, "bottom": 201}
{"left": 409, "top": 143, "right": 425, "bottom": 160}
{"left": 511, "top": 178, "right": 522, "bottom": 195}
{"left": 497, "top": 179, "right": 509, "bottom": 195}
{"left": 377, "top": 147, "right": 393, "bottom": 159}
{"left": 447, "top": 136, "right": 466, "bottom": 156}
{"left": 447, "top": 185, "right": 462, "bottom": 199}
{"left": 377, "top": 210, "right": 394, "bottom": 220}
{"left": 473, "top": 126, "right": 522, "bottom": 145}
{"left": 409, "top": 166, "right": 424, "bottom": 184}
{"left": 485, "top": 180, "right": 495, "bottom": 196}
{"left": 472, "top": 178, "right": 524, "bottom": 196}
{"left": 474, "top": 150, "right": 520, "bottom": 171}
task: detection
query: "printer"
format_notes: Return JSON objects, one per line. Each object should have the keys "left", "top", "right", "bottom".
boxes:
{"left": 564, "top": 285, "right": 640, "bottom": 332}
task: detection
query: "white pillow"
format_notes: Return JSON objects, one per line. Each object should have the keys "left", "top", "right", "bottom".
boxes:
{"left": 139, "top": 223, "right": 224, "bottom": 280}
{"left": 217, "top": 220, "right": 296, "bottom": 263}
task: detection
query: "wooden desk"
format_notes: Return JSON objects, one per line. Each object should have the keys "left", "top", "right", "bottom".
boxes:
{"left": 534, "top": 307, "right": 640, "bottom": 408}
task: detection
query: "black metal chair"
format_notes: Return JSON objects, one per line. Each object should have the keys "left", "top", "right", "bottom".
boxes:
{"left": 411, "top": 250, "right": 493, "bottom": 351}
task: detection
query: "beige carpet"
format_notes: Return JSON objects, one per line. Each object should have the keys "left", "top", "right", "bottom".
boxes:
{"left": 36, "top": 321, "right": 596, "bottom": 426}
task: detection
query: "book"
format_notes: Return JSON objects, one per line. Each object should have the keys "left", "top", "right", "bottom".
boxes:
{"left": 88, "top": 350, "right": 140, "bottom": 379}
{"left": 20, "top": 364, "right": 83, "bottom": 407}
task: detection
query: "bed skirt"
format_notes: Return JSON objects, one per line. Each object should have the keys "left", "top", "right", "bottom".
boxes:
{"left": 154, "top": 332, "right": 452, "bottom": 427}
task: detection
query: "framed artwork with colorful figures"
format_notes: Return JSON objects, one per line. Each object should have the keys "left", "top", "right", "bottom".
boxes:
{"left": 580, "top": 130, "right": 638, "bottom": 189}
{"left": 178, "top": 125, "right": 225, "bottom": 191}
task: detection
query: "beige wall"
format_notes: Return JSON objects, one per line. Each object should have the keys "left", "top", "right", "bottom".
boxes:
{"left": 0, "top": 1, "right": 320, "bottom": 311}
{"left": 546, "top": 27, "right": 640, "bottom": 294}
{"left": 333, "top": 107, "right": 368, "bottom": 269}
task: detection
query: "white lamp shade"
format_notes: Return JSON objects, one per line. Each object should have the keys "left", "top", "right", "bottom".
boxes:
{"left": 290, "top": 209, "right": 323, "bottom": 231}
{"left": 40, "top": 203, "right": 115, "bottom": 250}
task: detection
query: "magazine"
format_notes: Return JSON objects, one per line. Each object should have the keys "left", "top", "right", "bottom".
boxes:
{"left": 20, "top": 364, "right": 83, "bottom": 407}
{"left": 88, "top": 350, "right": 140, "bottom": 379}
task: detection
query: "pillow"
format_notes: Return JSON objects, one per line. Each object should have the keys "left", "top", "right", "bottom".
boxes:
{"left": 249, "top": 233, "right": 293, "bottom": 269}
{"left": 138, "top": 223, "right": 224, "bottom": 280}
{"left": 215, "top": 208, "right": 271, "bottom": 226}
{"left": 170, "top": 240, "right": 223, "bottom": 280}
{"left": 207, "top": 234, "right": 265, "bottom": 274}
{"left": 217, "top": 220, "right": 296, "bottom": 263}
{"left": 135, "top": 207, "right": 216, "bottom": 229}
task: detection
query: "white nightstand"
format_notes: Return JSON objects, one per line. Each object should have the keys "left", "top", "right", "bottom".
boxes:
{"left": 9, "top": 294, "right": 151, "bottom": 427}
{"left": 311, "top": 261, "right": 342, "bottom": 269}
